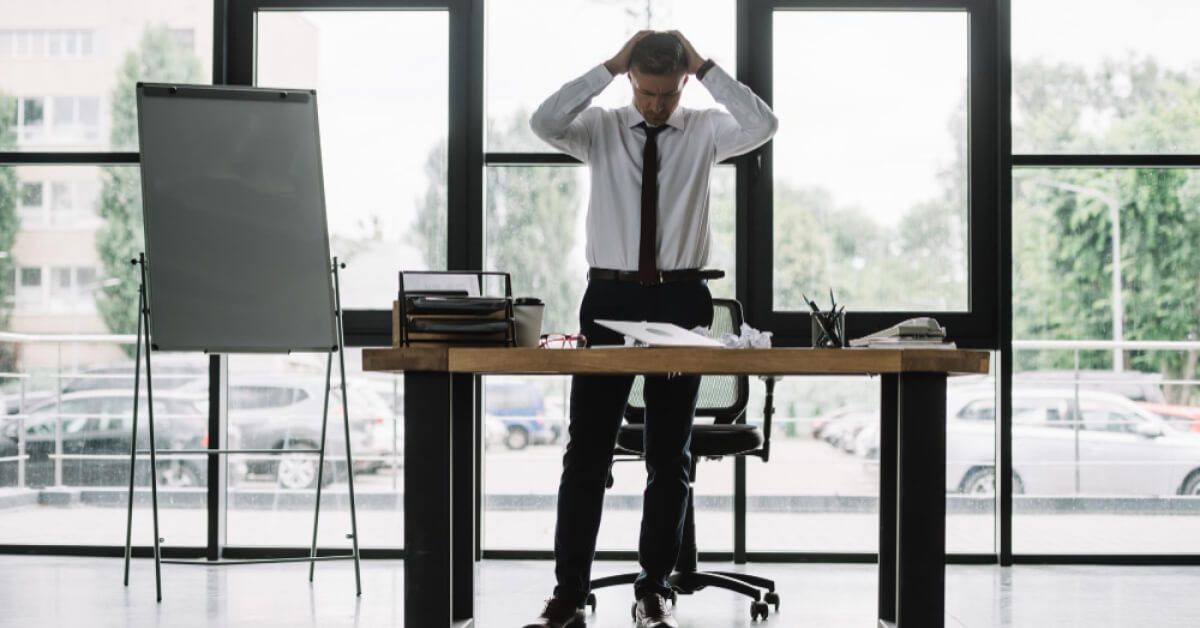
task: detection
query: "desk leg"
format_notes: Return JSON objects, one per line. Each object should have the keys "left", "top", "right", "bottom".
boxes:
{"left": 451, "top": 373, "right": 476, "bottom": 622}
{"left": 878, "top": 374, "right": 898, "bottom": 625}
{"left": 405, "top": 371, "right": 453, "bottom": 628}
{"left": 896, "top": 372, "right": 946, "bottom": 628}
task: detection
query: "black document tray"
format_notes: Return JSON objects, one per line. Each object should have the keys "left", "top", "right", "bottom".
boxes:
{"left": 408, "top": 318, "right": 512, "bottom": 334}
{"left": 407, "top": 296, "right": 509, "bottom": 315}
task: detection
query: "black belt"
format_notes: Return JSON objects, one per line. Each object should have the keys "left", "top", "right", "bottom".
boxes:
{"left": 587, "top": 268, "right": 725, "bottom": 285}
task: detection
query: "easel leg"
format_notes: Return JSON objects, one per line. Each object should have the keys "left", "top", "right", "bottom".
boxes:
{"left": 122, "top": 270, "right": 145, "bottom": 587}
{"left": 309, "top": 351, "right": 334, "bottom": 582}
{"left": 332, "top": 259, "right": 362, "bottom": 595}
{"left": 139, "top": 264, "right": 163, "bottom": 603}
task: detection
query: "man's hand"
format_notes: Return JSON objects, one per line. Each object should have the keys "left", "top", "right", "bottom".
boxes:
{"left": 669, "top": 31, "right": 706, "bottom": 75}
{"left": 604, "top": 30, "right": 653, "bottom": 76}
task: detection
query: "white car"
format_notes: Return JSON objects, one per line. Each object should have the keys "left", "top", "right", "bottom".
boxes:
{"left": 855, "top": 386, "right": 1200, "bottom": 496}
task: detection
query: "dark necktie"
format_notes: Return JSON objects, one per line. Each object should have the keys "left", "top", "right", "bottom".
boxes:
{"left": 638, "top": 122, "right": 667, "bottom": 283}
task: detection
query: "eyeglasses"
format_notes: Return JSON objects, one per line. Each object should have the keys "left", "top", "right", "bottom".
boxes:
{"left": 539, "top": 333, "right": 587, "bottom": 349}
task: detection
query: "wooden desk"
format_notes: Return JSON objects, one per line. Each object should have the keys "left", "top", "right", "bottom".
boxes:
{"left": 362, "top": 347, "right": 990, "bottom": 628}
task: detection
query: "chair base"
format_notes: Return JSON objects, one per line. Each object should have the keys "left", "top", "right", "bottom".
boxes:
{"left": 587, "top": 568, "right": 779, "bottom": 616}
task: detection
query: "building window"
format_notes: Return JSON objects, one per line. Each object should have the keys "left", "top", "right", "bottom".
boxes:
{"left": 19, "top": 97, "right": 44, "bottom": 141}
{"left": 19, "top": 181, "right": 43, "bottom": 209}
{"left": 14, "top": 95, "right": 102, "bottom": 146}
{"left": 0, "top": 29, "right": 96, "bottom": 59}
{"left": 19, "top": 267, "right": 41, "bottom": 288}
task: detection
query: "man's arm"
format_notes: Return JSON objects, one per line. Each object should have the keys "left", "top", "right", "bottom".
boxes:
{"left": 529, "top": 30, "right": 652, "bottom": 161}
{"left": 671, "top": 31, "right": 779, "bottom": 162}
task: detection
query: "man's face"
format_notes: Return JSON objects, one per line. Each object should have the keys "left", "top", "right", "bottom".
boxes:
{"left": 629, "top": 68, "right": 687, "bottom": 126}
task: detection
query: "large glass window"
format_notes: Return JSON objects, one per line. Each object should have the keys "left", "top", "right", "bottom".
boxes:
{"left": 482, "top": 1, "right": 737, "bottom": 550}
{"left": 771, "top": 10, "right": 969, "bottom": 312}
{"left": 1012, "top": 168, "right": 1200, "bottom": 554}
{"left": 1013, "top": 0, "right": 1200, "bottom": 556}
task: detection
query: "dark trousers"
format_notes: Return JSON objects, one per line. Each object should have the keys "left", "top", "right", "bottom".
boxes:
{"left": 552, "top": 278, "right": 713, "bottom": 604}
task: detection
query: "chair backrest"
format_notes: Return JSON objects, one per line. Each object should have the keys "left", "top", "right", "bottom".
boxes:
{"left": 624, "top": 298, "right": 749, "bottom": 425}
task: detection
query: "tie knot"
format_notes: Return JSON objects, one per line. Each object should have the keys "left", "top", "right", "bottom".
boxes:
{"left": 638, "top": 121, "right": 667, "bottom": 138}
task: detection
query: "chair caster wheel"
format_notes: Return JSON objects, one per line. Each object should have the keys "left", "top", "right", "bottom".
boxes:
{"left": 585, "top": 592, "right": 596, "bottom": 614}
{"left": 764, "top": 591, "right": 780, "bottom": 612}
{"left": 751, "top": 600, "right": 770, "bottom": 621}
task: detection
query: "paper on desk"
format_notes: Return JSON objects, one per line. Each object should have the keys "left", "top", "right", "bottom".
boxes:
{"left": 595, "top": 320, "right": 724, "bottom": 347}
{"left": 720, "top": 323, "right": 773, "bottom": 349}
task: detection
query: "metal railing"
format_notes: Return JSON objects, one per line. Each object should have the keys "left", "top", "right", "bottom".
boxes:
{"left": 0, "top": 332, "right": 404, "bottom": 494}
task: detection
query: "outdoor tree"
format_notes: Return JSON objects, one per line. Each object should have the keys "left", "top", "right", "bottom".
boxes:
{"left": 0, "top": 96, "right": 20, "bottom": 371}
{"left": 95, "top": 25, "right": 202, "bottom": 346}
{"left": 1012, "top": 56, "right": 1200, "bottom": 402}
{"left": 412, "top": 111, "right": 583, "bottom": 334}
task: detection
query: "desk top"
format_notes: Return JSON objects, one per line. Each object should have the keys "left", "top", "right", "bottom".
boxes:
{"left": 361, "top": 346, "right": 990, "bottom": 376}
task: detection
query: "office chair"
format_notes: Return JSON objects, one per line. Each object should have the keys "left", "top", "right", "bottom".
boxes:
{"left": 587, "top": 298, "right": 781, "bottom": 622}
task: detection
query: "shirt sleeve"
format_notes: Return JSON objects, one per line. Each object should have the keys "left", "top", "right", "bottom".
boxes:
{"left": 529, "top": 64, "right": 615, "bottom": 162}
{"left": 700, "top": 64, "right": 780, "bottom": 163}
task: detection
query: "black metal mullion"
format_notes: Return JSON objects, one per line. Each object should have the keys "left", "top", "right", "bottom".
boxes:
{"left": 1013, "top": 154, "right": 1200, "bottom": 168}
{"left": 446, "top": 0, "right": 473, "bottom": 271}
{"left": 0, "top": 152, "right": 139, "bottom": 165}
{"left": 745, "top": 0, "right": 773, "bottom": 332}
{"left": 996, "top": 0, "right": 1014, "bottom": 567}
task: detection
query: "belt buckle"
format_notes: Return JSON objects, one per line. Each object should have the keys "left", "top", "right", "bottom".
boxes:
{"left": 642, "top": 270, "right": 665, "bottom": 286}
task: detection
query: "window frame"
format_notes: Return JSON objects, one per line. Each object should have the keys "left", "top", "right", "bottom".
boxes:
{"left": 5, "top": 0, "right": 1200, "bottom": 567}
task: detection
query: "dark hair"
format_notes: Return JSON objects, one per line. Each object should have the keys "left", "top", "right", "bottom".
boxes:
{"left": 629, "top": 33, "right": 688, "bottom": 75}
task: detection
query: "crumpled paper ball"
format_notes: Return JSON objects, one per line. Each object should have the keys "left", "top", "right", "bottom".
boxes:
{"left": 719, "top": 323, "right": 774, "bottom": 348}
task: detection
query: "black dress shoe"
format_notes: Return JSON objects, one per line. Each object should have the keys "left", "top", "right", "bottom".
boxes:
{"left": 634, "top": 593, "right": 678, "bottom": 628}
{"left": 522, "top": 596, "right": 586, "bottom": 628}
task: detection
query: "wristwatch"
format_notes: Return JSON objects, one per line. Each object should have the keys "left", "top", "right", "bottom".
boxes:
{"left": 696, "top": 58, "right": 716, "bottom": 80}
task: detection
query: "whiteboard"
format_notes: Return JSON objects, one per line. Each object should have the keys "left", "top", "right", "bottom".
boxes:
{"left": 136, "top": 83, "right": 337, "bottom": 353}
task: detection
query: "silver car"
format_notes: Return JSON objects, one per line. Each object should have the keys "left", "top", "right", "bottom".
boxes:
{"left": 855, "top": 386, "right": 1200, "bottom": 496}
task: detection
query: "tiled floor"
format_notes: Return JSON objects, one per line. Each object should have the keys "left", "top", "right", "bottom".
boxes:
{"left": 0, "top": 556, "right": 1198, "bottom": 627}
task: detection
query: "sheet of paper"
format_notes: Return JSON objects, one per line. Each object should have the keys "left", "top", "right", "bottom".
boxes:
{"left": 402, "top": 273, "right": 481, "bottom": 297}
{"left": 594, "top": 319, "right": 724, "bottom": 347}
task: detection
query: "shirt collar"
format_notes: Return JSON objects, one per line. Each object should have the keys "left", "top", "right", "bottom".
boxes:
{"left": 623, "top": 105, "right": 687, "bottom": 132}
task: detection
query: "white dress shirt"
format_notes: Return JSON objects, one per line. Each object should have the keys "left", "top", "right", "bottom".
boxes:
{"left": 530, "top": 63, "right": 778, "bottom": 272}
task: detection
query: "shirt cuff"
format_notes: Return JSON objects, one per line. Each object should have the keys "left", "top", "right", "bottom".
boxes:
{"left": 588, "top": 63, "right": 617, "bottom": 89}
{"left": 699, "top": 63, "right": 734, "bottom": 95}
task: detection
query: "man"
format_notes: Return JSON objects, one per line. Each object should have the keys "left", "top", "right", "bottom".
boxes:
{"left": 525, "top": 31, "right": 777, "bottom": 628}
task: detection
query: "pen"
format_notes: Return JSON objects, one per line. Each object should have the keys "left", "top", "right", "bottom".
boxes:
{"left": 803, "top": 293, "right": 841, "bottom": 348}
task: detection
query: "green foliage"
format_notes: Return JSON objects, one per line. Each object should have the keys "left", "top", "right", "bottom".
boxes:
{"left": 412, "top": 112, "right": 583, "bottom": 334}
{"left": 95, "top": 25, "right": 202, "bottom": 347}
{"left": 0, "top": 95, "right": 19, "bottom": 370}
{"left": 1013, "top": 57, "right": 1200, "bottom": 401}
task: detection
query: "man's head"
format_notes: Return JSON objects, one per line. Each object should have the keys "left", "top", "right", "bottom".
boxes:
{"left": 628, "top": 32, "right": 688, "bottom": 126}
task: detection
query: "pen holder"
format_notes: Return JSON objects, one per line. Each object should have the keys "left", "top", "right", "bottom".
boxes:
{"left": 811, "top": 310, "right": 846, "bottom": 348}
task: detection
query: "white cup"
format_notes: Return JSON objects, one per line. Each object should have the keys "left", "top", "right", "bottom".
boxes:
{"left": 512, "top": 299, "right": 545, "bottom": 347}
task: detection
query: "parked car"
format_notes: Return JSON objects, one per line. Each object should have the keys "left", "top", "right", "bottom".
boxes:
{"left": 0, "top": 390, "right": 208, "bottom": 488}
{"left": 854, "top": 386, "right": 1200, "bottom": 496}
{"left": 815, "top": 407, "right": 876, "bottom": 452}
{"left": 176, "top": 375, "right": 398, "bottom": 489}
{"left": 484, "top": 379, "right": 562, "bottom": 450}
{"left": 1015, "top": 369, "right": 1200, "bottom": 433}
